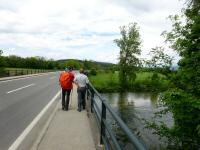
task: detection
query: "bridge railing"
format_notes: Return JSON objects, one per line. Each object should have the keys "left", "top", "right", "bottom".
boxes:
{"left": 87, "top": 83, "right": 146, "bottom": 150}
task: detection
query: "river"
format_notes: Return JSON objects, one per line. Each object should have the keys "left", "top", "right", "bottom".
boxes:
{"left": 101, "top": 92, "right": 174, "bottom": 149}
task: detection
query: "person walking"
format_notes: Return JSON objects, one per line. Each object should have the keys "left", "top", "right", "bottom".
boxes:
{"left": 59, "top": 66, "right": 74, "bottom": 111}
{"left": 74, "top": 68, "right": 89, "bottom": 112}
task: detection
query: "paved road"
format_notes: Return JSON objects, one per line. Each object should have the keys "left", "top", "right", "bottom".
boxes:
{"left": 0, "top": 72, "right": 61, "bottom": 150}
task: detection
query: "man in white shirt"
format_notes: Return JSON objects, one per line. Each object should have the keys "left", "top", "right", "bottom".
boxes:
{"left": 74, "top": 68, "right": 89, "bottom": 112}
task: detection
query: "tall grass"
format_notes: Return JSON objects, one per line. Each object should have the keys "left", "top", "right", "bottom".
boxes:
{"left": 89, "top": 72, "right": 120, "bottom": 92}
{"left": 89, "top": 71, "right": 170, "bottom": 92}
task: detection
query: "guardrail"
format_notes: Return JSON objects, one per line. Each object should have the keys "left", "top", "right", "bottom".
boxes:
{"left": 0, "top": 69, "right": 53, "bottom": 77}
{"left": 87, "top": 83, "right": 146, "bottom": 150}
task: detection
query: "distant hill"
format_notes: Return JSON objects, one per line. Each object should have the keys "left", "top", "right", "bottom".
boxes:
{"left": 57, "top": 59, "right": 115, "bottom": 69}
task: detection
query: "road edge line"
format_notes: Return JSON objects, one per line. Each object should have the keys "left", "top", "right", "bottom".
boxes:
{"left": 31, "top": 98, "right": 60, "bottom": 150}
{"left": 8, "top": 90, "right": 61, "bottom": 150}
{"left": 0, "top": 72, "right": 57, "bottom": 82}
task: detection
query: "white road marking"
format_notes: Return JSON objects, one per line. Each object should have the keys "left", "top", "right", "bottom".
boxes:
{"left": 0, "top": 76, "right": 33, "bottom": 83}
{"left": 0, "top": 72, "right": 58, "bottom": 83}
{"left": 8, "top": 90, "right": 61, "bottom": 150}
{"left": 6, "top": 84, "right": 35, "bottom": 94}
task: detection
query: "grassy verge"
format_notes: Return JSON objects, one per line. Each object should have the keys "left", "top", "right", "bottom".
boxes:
{"left": 89, "top": 72, "right": 121, "bottom": 92}
{"left": 89, "top": 71, "right": 170, "bottom": 93}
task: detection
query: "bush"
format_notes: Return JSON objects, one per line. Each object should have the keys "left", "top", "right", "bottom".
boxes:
{"left": 90, "top": 68, "right": 97, "bottom": 76}
{"left": 0, "top": 68, "right": 7, "bottom": 77}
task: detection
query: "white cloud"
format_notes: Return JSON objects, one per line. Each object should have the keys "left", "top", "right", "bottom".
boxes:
{"left": 0, "top": 0, "right": 184, "bottom": 63}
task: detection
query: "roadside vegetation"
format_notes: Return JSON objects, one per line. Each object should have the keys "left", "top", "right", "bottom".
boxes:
{"left": 0, "top": 51, "right": 116, "bottom": 77}
{"left": 89, "top": 70, "right": 170, "bottom": 93}
{"left": 0, "top": 0, "right": 199, "bottom": 148}
{"left": 92, "top": 0, "right": 200, "bottom": 148}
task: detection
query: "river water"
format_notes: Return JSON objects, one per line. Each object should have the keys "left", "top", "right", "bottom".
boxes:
{"left": 100, "top": 92, "right": 173, "bottom": 149}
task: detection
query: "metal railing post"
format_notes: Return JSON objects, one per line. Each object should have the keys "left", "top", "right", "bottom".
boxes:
{"left": 100, "top": 101, "right": 106, "bottom": 145}
{"left": 91, "top": 89, "right": 94, "bottom": 113}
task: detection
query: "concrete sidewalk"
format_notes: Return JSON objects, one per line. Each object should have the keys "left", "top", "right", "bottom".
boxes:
{"left": 37, "top": 87, "right": 96, "bottom": 150}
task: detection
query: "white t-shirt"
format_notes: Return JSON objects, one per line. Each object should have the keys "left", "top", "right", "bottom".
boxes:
{"left": 74, "top": 73, "right": 89, "bottom": 87}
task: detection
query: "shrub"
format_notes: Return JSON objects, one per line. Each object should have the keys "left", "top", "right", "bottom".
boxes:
{"left": 90, "top": 68, "right": 97, "bottom": 76}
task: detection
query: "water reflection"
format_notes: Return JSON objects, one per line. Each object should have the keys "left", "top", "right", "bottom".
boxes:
{"left": 101, "top": 92, "right": 170, "bottom": 149}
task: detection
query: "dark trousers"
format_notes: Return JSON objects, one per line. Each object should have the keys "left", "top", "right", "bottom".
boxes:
{"left": 77, "top": 87, "right": 86, "bottom": 111}
{"left": 62, "top": 89, "right": 71, "bottom": 110}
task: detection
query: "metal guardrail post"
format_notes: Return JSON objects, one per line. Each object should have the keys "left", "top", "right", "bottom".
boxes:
{"left": 100, "top": 101, "right": 106, "bottom": 145}
{"left": 91, "top": 89, "right": 94, "bottom": 113}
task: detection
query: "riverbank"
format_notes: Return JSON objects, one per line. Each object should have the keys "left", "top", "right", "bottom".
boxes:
{"left": 89, "top": 71, "right": 170, "bottom": 93}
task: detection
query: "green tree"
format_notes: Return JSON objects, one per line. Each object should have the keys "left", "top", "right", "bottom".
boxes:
{"left": 7, "top": 55, "right": 24, "bottom": 68}
{"left": 0, "top": 50, "right": 6, "bottom": 68}
{"left": 64, "top": 59, "right": 83, "bottom": 69}
{"left": 114, "top": 23, "right": 141, "bottom": 88}
{"left": 147, "top": 0, "right": 200, "bottom": 148}
{"left": 146, "top": 47, "right": 173, "bottom": 70}
{"left": 145, "top": 46, "right": 173, "bottom": 76}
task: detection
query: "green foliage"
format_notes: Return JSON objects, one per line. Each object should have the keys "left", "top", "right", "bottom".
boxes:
{"left": 89, "top": 68, "right": 97, "bottom": 76}
{"left": 0, "top": 50, "right": 6, "bottom": 68}
{"left": 64, "top": 59, "right": 83, "bottom": 69}
{"left": 89, "top": 72, "right": 120, "bottom": 92}
{"left": 147, "top": 1, "right": 200, "bottom": 148}
{"left": 145, "top": 46, "right": 173, "bottom": 76}
{"left": 147, "top": 89, "right": 200, "bottom": 149}
{"left": 114, "top": 23, "right": 141, "bottom": 89}
{"left": 82, "top": 59, "right": 101, "bottom": 70}
{"left": 89, "top": 71, "right": 170, "bottom": 93}
{"left": 0, "top": 53, "right": 114, "bottom": 71}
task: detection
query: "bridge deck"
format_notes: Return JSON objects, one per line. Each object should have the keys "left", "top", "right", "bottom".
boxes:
{"left": 37, "top": 86, "right": 96, "bottom": 150}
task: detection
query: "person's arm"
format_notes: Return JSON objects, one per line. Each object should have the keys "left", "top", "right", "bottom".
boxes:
{"left": 86, "top": 76, "right": 89, "bottom": 84}
{"left": 86, "top": 76, "right": 89, "bottom": 89}
{"left": 71, "top": 73, "right": 75, "bottom": 82}
{"left": 74, "top": 76, "right": 79, "bottom": 87}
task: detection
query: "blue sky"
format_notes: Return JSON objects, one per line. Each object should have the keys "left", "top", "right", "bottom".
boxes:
{"left": 0, "top": 0, "right": 184, "bottom": 63}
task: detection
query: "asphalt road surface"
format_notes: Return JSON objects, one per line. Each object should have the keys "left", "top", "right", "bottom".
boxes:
{"left": 0, "top": 72, "right": 61, "bottom": 150}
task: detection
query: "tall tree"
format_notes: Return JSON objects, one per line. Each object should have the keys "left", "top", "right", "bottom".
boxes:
{"left": 148, "top": 0, "right": 200, "bottom": 148}
{"left": 0, "top": 50, "right": 5, "bottom": 68}
{"left": 145, "top": 46, "right": 173, "bottom": 76}
{"left": 114, "top": 23, "right": 141, "bottom": 88}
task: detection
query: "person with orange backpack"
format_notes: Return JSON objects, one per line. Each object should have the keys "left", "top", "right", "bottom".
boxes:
{"left": 59, "top": 66, "right": 74, "bottom": 111}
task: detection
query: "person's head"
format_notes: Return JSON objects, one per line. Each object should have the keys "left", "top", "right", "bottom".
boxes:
{"left": 79, "top": 68, "right": 84, "bottom": 74}
{"left": 68, "top": 66, "right": 73, "bottom": 71}
{"left": 65, "top": 66, "right": 73, "bottom": 72}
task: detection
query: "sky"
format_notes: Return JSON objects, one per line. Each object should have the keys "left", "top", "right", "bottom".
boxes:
{"left": 0, "top": 0, "right": 184, "bottom": 63}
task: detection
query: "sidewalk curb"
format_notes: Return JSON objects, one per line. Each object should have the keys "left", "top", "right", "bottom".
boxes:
{"left": 31, "top": 100, "right": 60, "bottom": 150}
{"left": 8, "top": 91, "right": 61, "bottom": 150}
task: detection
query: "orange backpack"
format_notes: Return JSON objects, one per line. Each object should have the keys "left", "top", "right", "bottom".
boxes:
{"left": 59, "top": 72, "right": 71, "bottom": 89}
